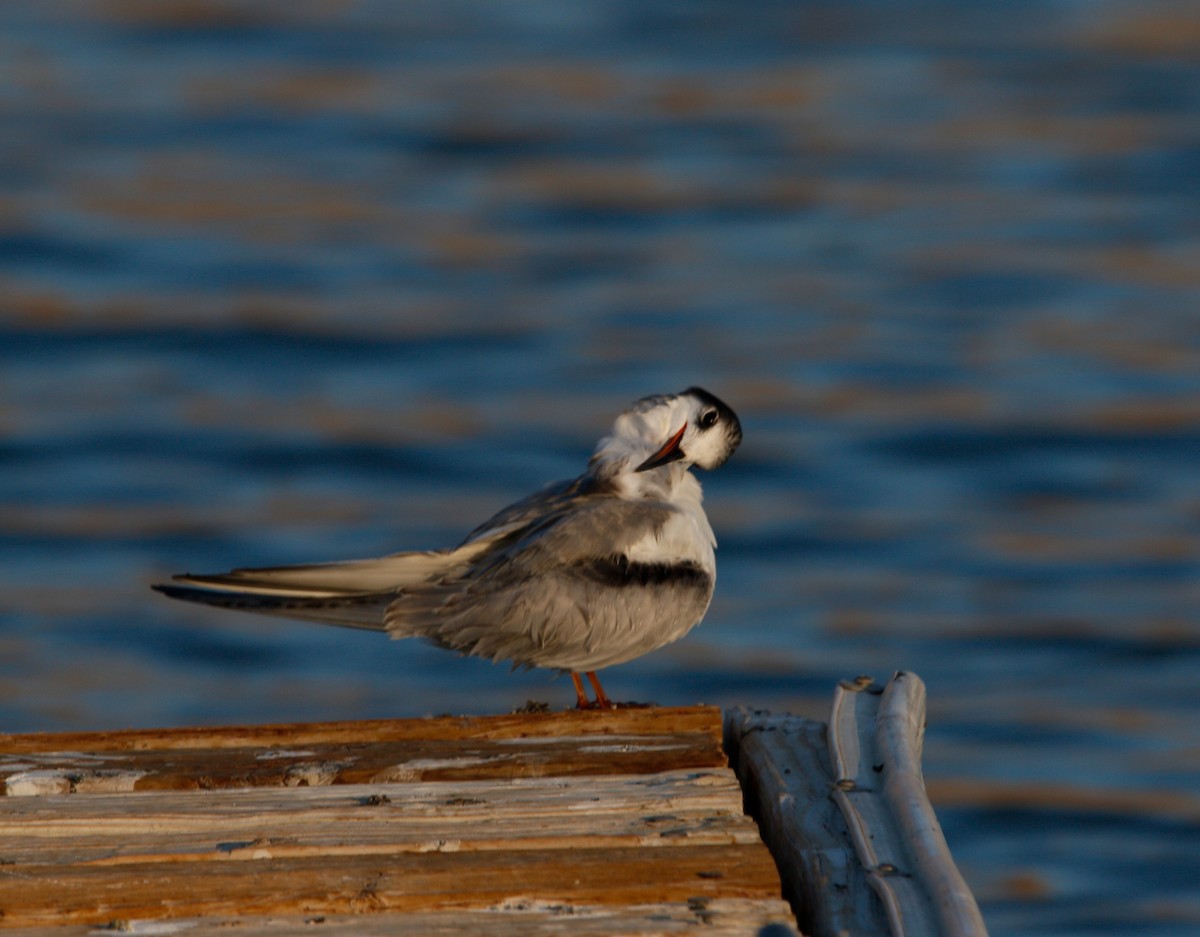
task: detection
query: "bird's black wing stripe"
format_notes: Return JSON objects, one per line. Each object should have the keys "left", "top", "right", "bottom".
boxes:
{"left": 574, "top": 555, "right": 710, "bottom": 588}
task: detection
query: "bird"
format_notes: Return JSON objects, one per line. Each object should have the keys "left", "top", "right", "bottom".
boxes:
{"left": 154, "top": 387, "right": 742, "bottom": 709}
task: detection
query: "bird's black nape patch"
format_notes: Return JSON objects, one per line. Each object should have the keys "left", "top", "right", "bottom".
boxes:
{"left": 682, "top": 386, "right": 728, "bottom": 412}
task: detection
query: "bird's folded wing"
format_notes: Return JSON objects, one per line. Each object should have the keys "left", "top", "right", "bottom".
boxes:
{"left": 457, "top": 496, "right": 678, "bottom": 582}
{"left": 459, "top": 476, "right": 590, "bottom": 546}
{"left": 381, "top": 496, "right": 693, "bottom": 663}
{"left": 153, "top": 548, "right": 491, "bottom": 631}
{"left": 163, "top": 548, "right": 475, "bottom": 597}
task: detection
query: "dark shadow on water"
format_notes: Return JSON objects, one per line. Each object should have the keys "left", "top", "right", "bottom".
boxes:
{"left": 946, "top": 806, "right": 1200, "bottom": 928}
{"left": 0, "top": 324, "right": 535, "bottom": 361}
{"left": 63, "top": 616, "right": 294, "bottom": 671}
{"left": 868, "top": 426, "right": 1200, "bottom": 464}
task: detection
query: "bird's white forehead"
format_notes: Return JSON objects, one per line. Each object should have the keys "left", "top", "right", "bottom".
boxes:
{"left": 611, "top": 394, "right": 689, "bottom": 443}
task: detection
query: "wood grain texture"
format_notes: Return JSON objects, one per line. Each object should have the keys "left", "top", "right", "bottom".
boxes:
{"left": 724, "top": 704, "right": 890, "bottom": 937}
{"left": 0, "top": 706, "right": 723, "bottom": 754}
{"left": 829, "top": 672, "right": 989, "bottom": 937}
{"left": 0, "top": 843, "right": 781, "bottom": 926}
{"left": 0, "top": 771, "right": 761, "bottom": 866}
{"left": 0, "top": 708, "right": 726, "bottom": 795}
{"left": 0, "top": 707, "right": 797, "bottom": 935}
{"left": 727, "top": 674, "right": 989, "bottom": 937}
{"left": 0, "top": 898, "right": 789, "bottom": 937}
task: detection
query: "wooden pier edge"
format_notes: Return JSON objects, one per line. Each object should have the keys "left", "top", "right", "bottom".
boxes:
{"left": 725, "top": 671, "right": 989, "bottom": 937}
{"left": 0, "top": 705, "right": 798, "bottom": 936}
{"left": 0, "top": 675, "right": 987, "bottom": 937}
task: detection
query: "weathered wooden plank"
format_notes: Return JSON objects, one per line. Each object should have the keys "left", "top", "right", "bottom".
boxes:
{"left": 0, "top": 771, "right": 762, "bottom": 866}
{"left": 0, "top": 768, "right": 740, "bottom": 822}
{"left": 0, "top": 703, "right": 810, "bottom": 935}
{"left": 0, "top": 707, "right": 722, "bottom": 754}
{"left": 0, "top": 898, "right": 796, "bottom": 937}
{"left": 0, "top": 844, "right": 783, "bottom": 927}
{"left": 0, "top": 709, "right": 726, "bottom": 795}
{"left": 0, "top": 735, "right": 724, "bottom": 794}
{"left": 828, "top": 672, "right": 988, "bottom": 937}
{"left": 727, "top": 673, "right": 989, "bottom": 937}
{"left": 725, "top": 702, "right": 890, "bottom": 937}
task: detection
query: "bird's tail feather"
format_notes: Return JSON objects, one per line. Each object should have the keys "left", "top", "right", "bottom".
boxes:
{"left": 170, "top": 550, "right": 459, "bottom": 593}
{"left": 153, "top": 582, "right": 393, "bottom": 631}
{"left": 153, "top": 548, "right": 470, "bottom": 631}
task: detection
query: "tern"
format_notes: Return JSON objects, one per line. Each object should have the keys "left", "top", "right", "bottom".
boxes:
{"left": 154, "top": 387, "right": 742, "bottom": 709}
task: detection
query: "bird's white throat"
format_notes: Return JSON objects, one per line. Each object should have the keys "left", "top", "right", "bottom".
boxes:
{"left": 621, "top": 470, "right": 717, "bottom": 576}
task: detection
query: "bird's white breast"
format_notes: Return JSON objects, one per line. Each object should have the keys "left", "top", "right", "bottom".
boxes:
{"left": 624, "top": 474, "right": 717, "bottom": 577}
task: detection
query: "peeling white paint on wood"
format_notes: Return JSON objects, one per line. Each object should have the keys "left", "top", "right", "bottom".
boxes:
{"left": 5, "top": 768, "right": 149, "bottom": 797}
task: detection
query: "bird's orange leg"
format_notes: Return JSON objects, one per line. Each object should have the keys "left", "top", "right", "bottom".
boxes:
{"left": 570, "top": 672, "right": 591, "bottom": 709}
{"left": 586, "top": 671, "right": 614, "bottom": 709}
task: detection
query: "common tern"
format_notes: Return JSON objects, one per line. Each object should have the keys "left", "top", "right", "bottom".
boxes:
{"left": 154, "top": 387, "right": 742, "bottom": 709}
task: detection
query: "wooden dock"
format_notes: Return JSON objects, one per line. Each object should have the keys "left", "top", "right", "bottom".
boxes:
{"left": 0, "top": 672, "right": 987, "bottom": 937}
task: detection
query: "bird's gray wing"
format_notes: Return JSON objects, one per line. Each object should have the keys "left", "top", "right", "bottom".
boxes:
{"left": 470, "top": 495, "right": 673, "bottom": 577}
{"left": 384, "top": 495, "right": 710, "bottom": 670}
{"left": 458, "top": 474, "right": 597, "bottom": 545}
{"left": 152, "top": 475, "right": 606, "bottom": 633}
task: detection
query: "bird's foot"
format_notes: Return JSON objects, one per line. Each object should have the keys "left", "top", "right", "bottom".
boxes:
{"left": 570, "top": 671, "right": 616, "bottom": 710}
{"left": 574, "top": 698, "right": 615, "bottom": 711}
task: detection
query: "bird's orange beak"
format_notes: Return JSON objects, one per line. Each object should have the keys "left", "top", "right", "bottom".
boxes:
{"left": 635, "top": 423, "right": 687, "bottom": 472}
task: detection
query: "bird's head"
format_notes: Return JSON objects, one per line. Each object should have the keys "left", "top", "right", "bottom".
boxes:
{"left": 591, "top": 387, "right": 742, "bottom": 485}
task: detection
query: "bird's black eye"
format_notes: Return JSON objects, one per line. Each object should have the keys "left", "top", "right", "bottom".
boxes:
{"left": 699, "top": 409, "right": 719, "bottom": 429}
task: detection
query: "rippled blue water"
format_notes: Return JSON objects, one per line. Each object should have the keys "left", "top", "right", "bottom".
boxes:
{"left": 2, "top": 2, "right": 1199, "bottom": 934}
